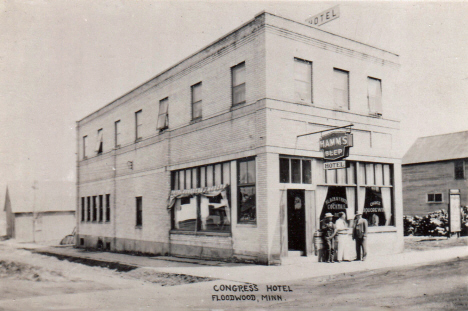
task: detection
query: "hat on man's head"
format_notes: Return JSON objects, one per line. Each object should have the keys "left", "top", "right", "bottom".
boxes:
{"left": 324, "top": 213, "right": 334, "bottom": 218}
{"left": 355, "top": 212, "right": 362, "bottom": 217}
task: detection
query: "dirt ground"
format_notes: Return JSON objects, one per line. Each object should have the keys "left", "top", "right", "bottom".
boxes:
{"left": 0, "top": 238, "right": 467, "bottom": 310}
{"left": 404, "top": 236, "right": 468, "bottom": 252}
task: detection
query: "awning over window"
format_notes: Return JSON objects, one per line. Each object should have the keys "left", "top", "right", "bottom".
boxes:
{"left": 167, "top": 184, "right": 229, "bottom": 209}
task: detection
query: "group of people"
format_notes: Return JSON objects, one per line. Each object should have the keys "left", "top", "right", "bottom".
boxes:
{"left": 321, "top": 211, "right": 368, "bottom": 263}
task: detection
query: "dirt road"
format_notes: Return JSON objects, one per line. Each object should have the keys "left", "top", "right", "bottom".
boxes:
{"left": 0, "top": 241, "right": 467, "bottom": 310}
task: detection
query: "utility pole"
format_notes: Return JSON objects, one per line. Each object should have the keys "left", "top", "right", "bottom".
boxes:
{"left": 32, "top": 180, "right": 38, "bottom": 243}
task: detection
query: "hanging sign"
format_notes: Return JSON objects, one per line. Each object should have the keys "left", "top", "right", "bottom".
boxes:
{"left": 305, "top": 5, "right": 340, "bottom": 27}
{"left": 320, "top": 131, "right": 353, "bottom": 161}
{"left": 324, "top": 161, "right": 346, "bottom": 170}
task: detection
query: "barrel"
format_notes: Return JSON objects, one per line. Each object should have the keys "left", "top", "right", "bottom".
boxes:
{"left": 313, "top": 231, "right": 324, "bottom": 261}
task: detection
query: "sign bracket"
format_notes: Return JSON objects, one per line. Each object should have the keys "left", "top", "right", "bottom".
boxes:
{"left": 296, "top": 124, "right": 354, "bottom": 138}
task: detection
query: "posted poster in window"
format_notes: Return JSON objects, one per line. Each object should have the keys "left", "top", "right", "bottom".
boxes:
{"left": 363, "top": 187, "right": 386, "bottom": 226}
{"left": 320, "top": 186, "right": 348, "bottom": 222}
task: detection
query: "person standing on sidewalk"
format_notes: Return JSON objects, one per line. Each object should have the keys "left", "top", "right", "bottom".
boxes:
{"left": 334, "top": 212, "right": 348, "bottom": 262}
{"left": 322, "top": 213, "right": 336, "bottom": 263}
{"left": 352, "top": 212, "right": 368, "bottom": 261}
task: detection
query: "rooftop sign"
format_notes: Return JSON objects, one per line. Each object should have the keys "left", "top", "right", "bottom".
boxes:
{"left": 305, "top": 5, "right": 340, "bottom": 27}
{"left": 319, "top": 131, "right": 353, "bottom": 161}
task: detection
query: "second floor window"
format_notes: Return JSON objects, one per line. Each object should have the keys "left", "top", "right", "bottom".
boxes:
{"left": 294, "top": 58, "right": 312, "bottom": 103}
{"left": 368, "top": 77, "right": 382, "bottom": 115}
{"left": 135, "top": 110, "right": 142, "bottom": 141}
{"left": 232, "top": 62, "right": 246, "bottom": 106}
{"left": 455, "top": 160, "right": 465, "bottom": 179}
{"left": 191, "top": 82, "right": 202, "bottom": 120}
{"left": 333, "top": 68, "right": 349, "bottom": 110}
{"left": 157, "top": 98, "right": 169, "bottom": 130}
{"left": 83, "top": 135, "right": 88, "bottom": 159}
{"left": 114, "top": 120, "right": 121, "bottom": 148}
{"left": 96, "top": 129, "right": 103, "bottom": 155}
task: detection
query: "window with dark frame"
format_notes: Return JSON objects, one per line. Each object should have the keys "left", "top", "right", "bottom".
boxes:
{"left": 96, "top": 128, "right": 103, "bottom": 155}
{"left": 106, "top": 194, "right": 110, "bottom": 222}
{"left": 231, "top": 62, "right": 246, "bottom": 106}
{"left": 81, "top": 197, "right": 85, "bottom": 222}
{"left": 427, "top": 193, "right": 443, "bottom": 203}
{"left": 279, "top": 157, "right": 312, "bottom": 184}
{"left": 455, "top": 160, "right": 465, "bottom": 180}
{"left": 238, "top": 158, "right": 256, "bottom": 223}
{"left": 98, "top": 195, "right": 103, "bottom": 222}
{"left": 294, "top": 58, "right": 312, "bottom": 103}
{"left": 83, "top": 136, "right": 88, "bottom": 159}
{"left": 92, "top": 196, "right": 97, "bottom": 222}
{"left": 368, "top": 77, "right": 382, "bottom": 115}
{"left": 191, "top": 82, "right": 202, "bottom": 120}
{"left": 157, "top": 97, "right": 169, "bottom": 130}
{"left": 135, "top": 110, "right": 142, "bottom": 141}
{"left": 114, "top": 120, "right": 121, "bottom": 148}
{"left": 333, "top": 68, "right": 349, "bottom": 110}
{"left": 136, "top": 197, "right": 143, "bottom": 227}
{"left": 87, "top": 196, "right": 91, "bottom": 221}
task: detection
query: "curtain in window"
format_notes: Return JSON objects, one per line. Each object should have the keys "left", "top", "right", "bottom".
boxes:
{"left": 315, "top": 186, "right": 328, "bottom": 221}
{"left": 358, "top": 186, "right": 366, "bottom": 214}
{"left": 381, "top": 187, "right": 392, "bottom": 226}
{"left": 345, "top": 187, "right": 356, "bottom": 220}
{"left": 95, "top": 130, "right": 103, "bottom": 153}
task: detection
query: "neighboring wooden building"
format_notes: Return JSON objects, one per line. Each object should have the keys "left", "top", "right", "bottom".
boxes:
{"left": 1, "top": 181, "right": 76, "bottom": 243}
{"left": 402, "top": 131, "right": 468, "bottom": 216}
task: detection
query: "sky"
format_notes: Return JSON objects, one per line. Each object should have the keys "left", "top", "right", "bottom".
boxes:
{"left": 1, "top": 0, "right": 467, "bottom": 185}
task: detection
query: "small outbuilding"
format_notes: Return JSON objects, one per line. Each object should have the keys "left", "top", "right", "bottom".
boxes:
{"left": 1, "top": 181, "right": 76, "bottom": 243}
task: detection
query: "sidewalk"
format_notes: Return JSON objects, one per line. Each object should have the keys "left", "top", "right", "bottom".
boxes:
{"left": 29, "top": 243, "right": 468, "bottom": 284}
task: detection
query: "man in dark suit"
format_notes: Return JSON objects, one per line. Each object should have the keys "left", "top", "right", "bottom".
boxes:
{"left": 352, "top": 212, "right": 368, "bottom": 261}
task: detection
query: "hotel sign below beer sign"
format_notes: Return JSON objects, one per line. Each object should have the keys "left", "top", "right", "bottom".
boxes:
{"left": 320, "top": 131, "right": 353, "bottom": 161}
{"left": 305, "top": 5, "right": 340, "bottom": 27}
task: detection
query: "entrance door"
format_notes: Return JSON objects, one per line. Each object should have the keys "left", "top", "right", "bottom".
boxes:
{"left": 287, "top": 189, "right": 306, "bottom": 253}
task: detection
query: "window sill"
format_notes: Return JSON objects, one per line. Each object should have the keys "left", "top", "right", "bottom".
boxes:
{"left": 367, "top": 226, "right": 397, "bottom": 233}
{"left": 190, "top": 118, "right": 202, "bottom": 124}
{"left": 427, "top": 202, "right": 444, "bottom": 204}
{"left": 230, "top": 102, "right": 246, "bottom": 111}
{"left": 236, "top": 223, "right": 256, "bottom": 228}
{"left": 170, "top": 230, "right": 231, "bottom": 237}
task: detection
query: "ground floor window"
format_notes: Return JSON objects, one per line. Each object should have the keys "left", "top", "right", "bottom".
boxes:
{"left": 318, "top": 186, "right": 356, "bottom": 221}
{"left": 173, "top": 191, "right": 231, "bottom": 232}
{"left": 238, "top": 157, "right": 256, "bottom": 224}
{"left": 427, "top": 193, "right": 443, "bottom": 203}
{"left": 136, "top": 197, "right": 143, "bottom": 227}
{"left": 361, "top": 186, "right": 393, "bottom": 226}
{"left": 169, "top": 161, "right": 231, "bottom": 233}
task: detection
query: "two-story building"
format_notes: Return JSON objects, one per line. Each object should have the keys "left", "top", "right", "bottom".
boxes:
{"left": 76, "top": 11, "right": 403, "bottom": 265}
{"left": 403, "top": 131, "right": 468, "bottom": 216}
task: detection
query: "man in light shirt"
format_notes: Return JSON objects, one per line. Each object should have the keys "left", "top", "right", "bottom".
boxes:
{"left": 334, "top": 212, "right": 348, "bottom": 263}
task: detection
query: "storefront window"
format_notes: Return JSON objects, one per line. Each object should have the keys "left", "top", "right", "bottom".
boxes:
{"left": 238, "top": 158, "right": 256, "bottom": 223}
{"left": 170, "top": 162, "right": 231, "bottom": 233}
{"left": 362, "top": 186, "right": 393, "bottom": 226}
{"left": 319, "top": 186, "right": 354, "bottom": 221}
{"left": 357, "top": 162, "right": 394, "bottom": 226}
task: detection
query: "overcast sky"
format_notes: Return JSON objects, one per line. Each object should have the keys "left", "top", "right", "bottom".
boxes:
{"left": 1, "top": 0, "right": 467, "bottom": 185}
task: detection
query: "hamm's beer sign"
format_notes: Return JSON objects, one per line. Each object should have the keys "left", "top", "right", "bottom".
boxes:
{"left": 319, "top": 131, "right": 353, "bottom": 161}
